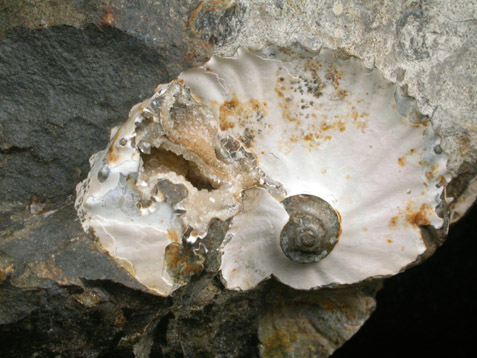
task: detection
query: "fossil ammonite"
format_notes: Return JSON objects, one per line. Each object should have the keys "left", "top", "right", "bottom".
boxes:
{"left": 75, "top": 47, "right": 448, "bottom": 295}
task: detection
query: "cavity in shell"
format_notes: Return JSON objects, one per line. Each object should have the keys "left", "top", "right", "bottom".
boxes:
{"left": 75, "top": 46, "right": 448, "bottom": 296}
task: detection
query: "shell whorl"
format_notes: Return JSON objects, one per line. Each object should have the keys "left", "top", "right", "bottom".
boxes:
{"left": 280, "top": 195, "right": 341, "bottom": 264}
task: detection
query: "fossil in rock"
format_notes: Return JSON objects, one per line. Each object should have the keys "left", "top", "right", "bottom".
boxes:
{"left": 75, "top": 47, "right": 448, "bottom": 295}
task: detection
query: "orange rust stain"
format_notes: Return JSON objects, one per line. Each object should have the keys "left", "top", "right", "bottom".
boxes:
{"left": 184, "top": 263, "right": 202, "bottom": 276}
{"left": 336, "top": 210, "right": 343, "bottom": 238}
{"left": 272, "top": 66, "right": 369, "bottom": 152}
{"left": 320, "top": 121, "right": 332, "bottom": 131}
{"left": 406, "top": 202, "right": 433, "bottom": 226}
{"left": 320, "top": 119, "right": 346, "bottom": 133}
{"left": 165, "top": 244, "right": 181, "bottom": 267}
{"left": 356, "top": 121, "right": 367, "bottom": 132}
{"left": 346, "top": 175, "right": 351, "bottom": 180}
{"left": 274, "top": 84, "right": 285, "bottom": 98}
{"left": 337, "top": 89, "right": 348, "bottom": 99}
{"left": 106, "top": 127, "right": 124, "bottom": 164}
{"left": 218, "top": 93, "right": 268, "bottom": 132}
{"left": 100, "top": 8, "right": 116, "bottom": 26}
{"left": 106, "top": 144, "right": 119, "bottom": 163}
{"left": 398, "top": 156, "right": 406, "bottom": 167}
{"left": 167, "top": 229, "right": 180, "bottom": 243}
{"left": 389, "top": 201, "right": 434, "bottom": 230}
{"left": 387, "top": 239, "right": 393, "bottom": 244}
{"left": 425, "top": 163, "right": 440, "bottom": 181}
{"left": 398, "top": 148, "right": 417, "bottom": 167}
{"left": 274, "top": 82, "right": 296, "bottom": 123}
{"left": 321, "top": 169, "right": 327, "bottom": 174}
{"left": 165, "top": 244, "right": 203, "bottom": 278}
{"left": 327, "top": 110, "right": 368, "bottom": 134}
{"left": 389, "top": 216, "right": 399, "bottom": 227}
{"left": 362, "top": 227, "right": 368, "bottom": 232}
{"left": 301, "top": 132, "right": 316, "bottom": 145}
{"left": 320, "top": 300, "right": 336, "bottom": 311}
{"left": 189, "top": 0, "right": 228, "bottom": 37}
{"left": 219, "top": 94, "right": 239, "bottom": 130}
{"left": 326, "top": 63, "right": 342, "bottom": 89}
{"left": 0, "top": 265, "right": 13, "bottom": 282}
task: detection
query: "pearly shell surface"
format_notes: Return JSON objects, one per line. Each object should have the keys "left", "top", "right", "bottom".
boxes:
{"left": 75, "top": 47, "right": 448, "bottom": 295}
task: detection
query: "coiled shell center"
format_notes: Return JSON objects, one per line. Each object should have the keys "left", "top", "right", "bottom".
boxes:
{"left": 280, "top": 195, "right": 341, "bottom": 264}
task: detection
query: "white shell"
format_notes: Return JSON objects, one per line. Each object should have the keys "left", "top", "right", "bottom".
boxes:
{"left": 76, "top": 47, "right": 448, "bottom": 295}
{"left": 180, "top": 48, "right": 447, "bottom": 290}
{"left": 74, "top": 102, "right": 180, "bottom": 295}
{"left": 75, "top": 80, "right": 264, "bottom": 296}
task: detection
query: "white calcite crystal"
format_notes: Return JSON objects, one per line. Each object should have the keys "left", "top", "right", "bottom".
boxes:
{"left": 76, "top": 47, "right": 448, "bottom": 296}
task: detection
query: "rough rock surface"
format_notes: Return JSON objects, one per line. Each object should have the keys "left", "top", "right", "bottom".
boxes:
{"left": 0, "top": 1, "right": 475, "bottom": 357}
{"left": 0, "top": 25, "right": 172, "bottom": 204}
{"left": 3, "top": 0, "right": 473, "bottom": 177}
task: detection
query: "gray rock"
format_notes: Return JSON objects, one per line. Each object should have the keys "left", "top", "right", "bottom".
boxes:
{"left": 0, "top": 25, "right": 170, "bottom": 204}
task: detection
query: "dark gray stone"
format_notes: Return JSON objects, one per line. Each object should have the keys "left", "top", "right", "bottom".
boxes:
{"left": 0, "top": 25, "right": 170, "bottom": 205}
